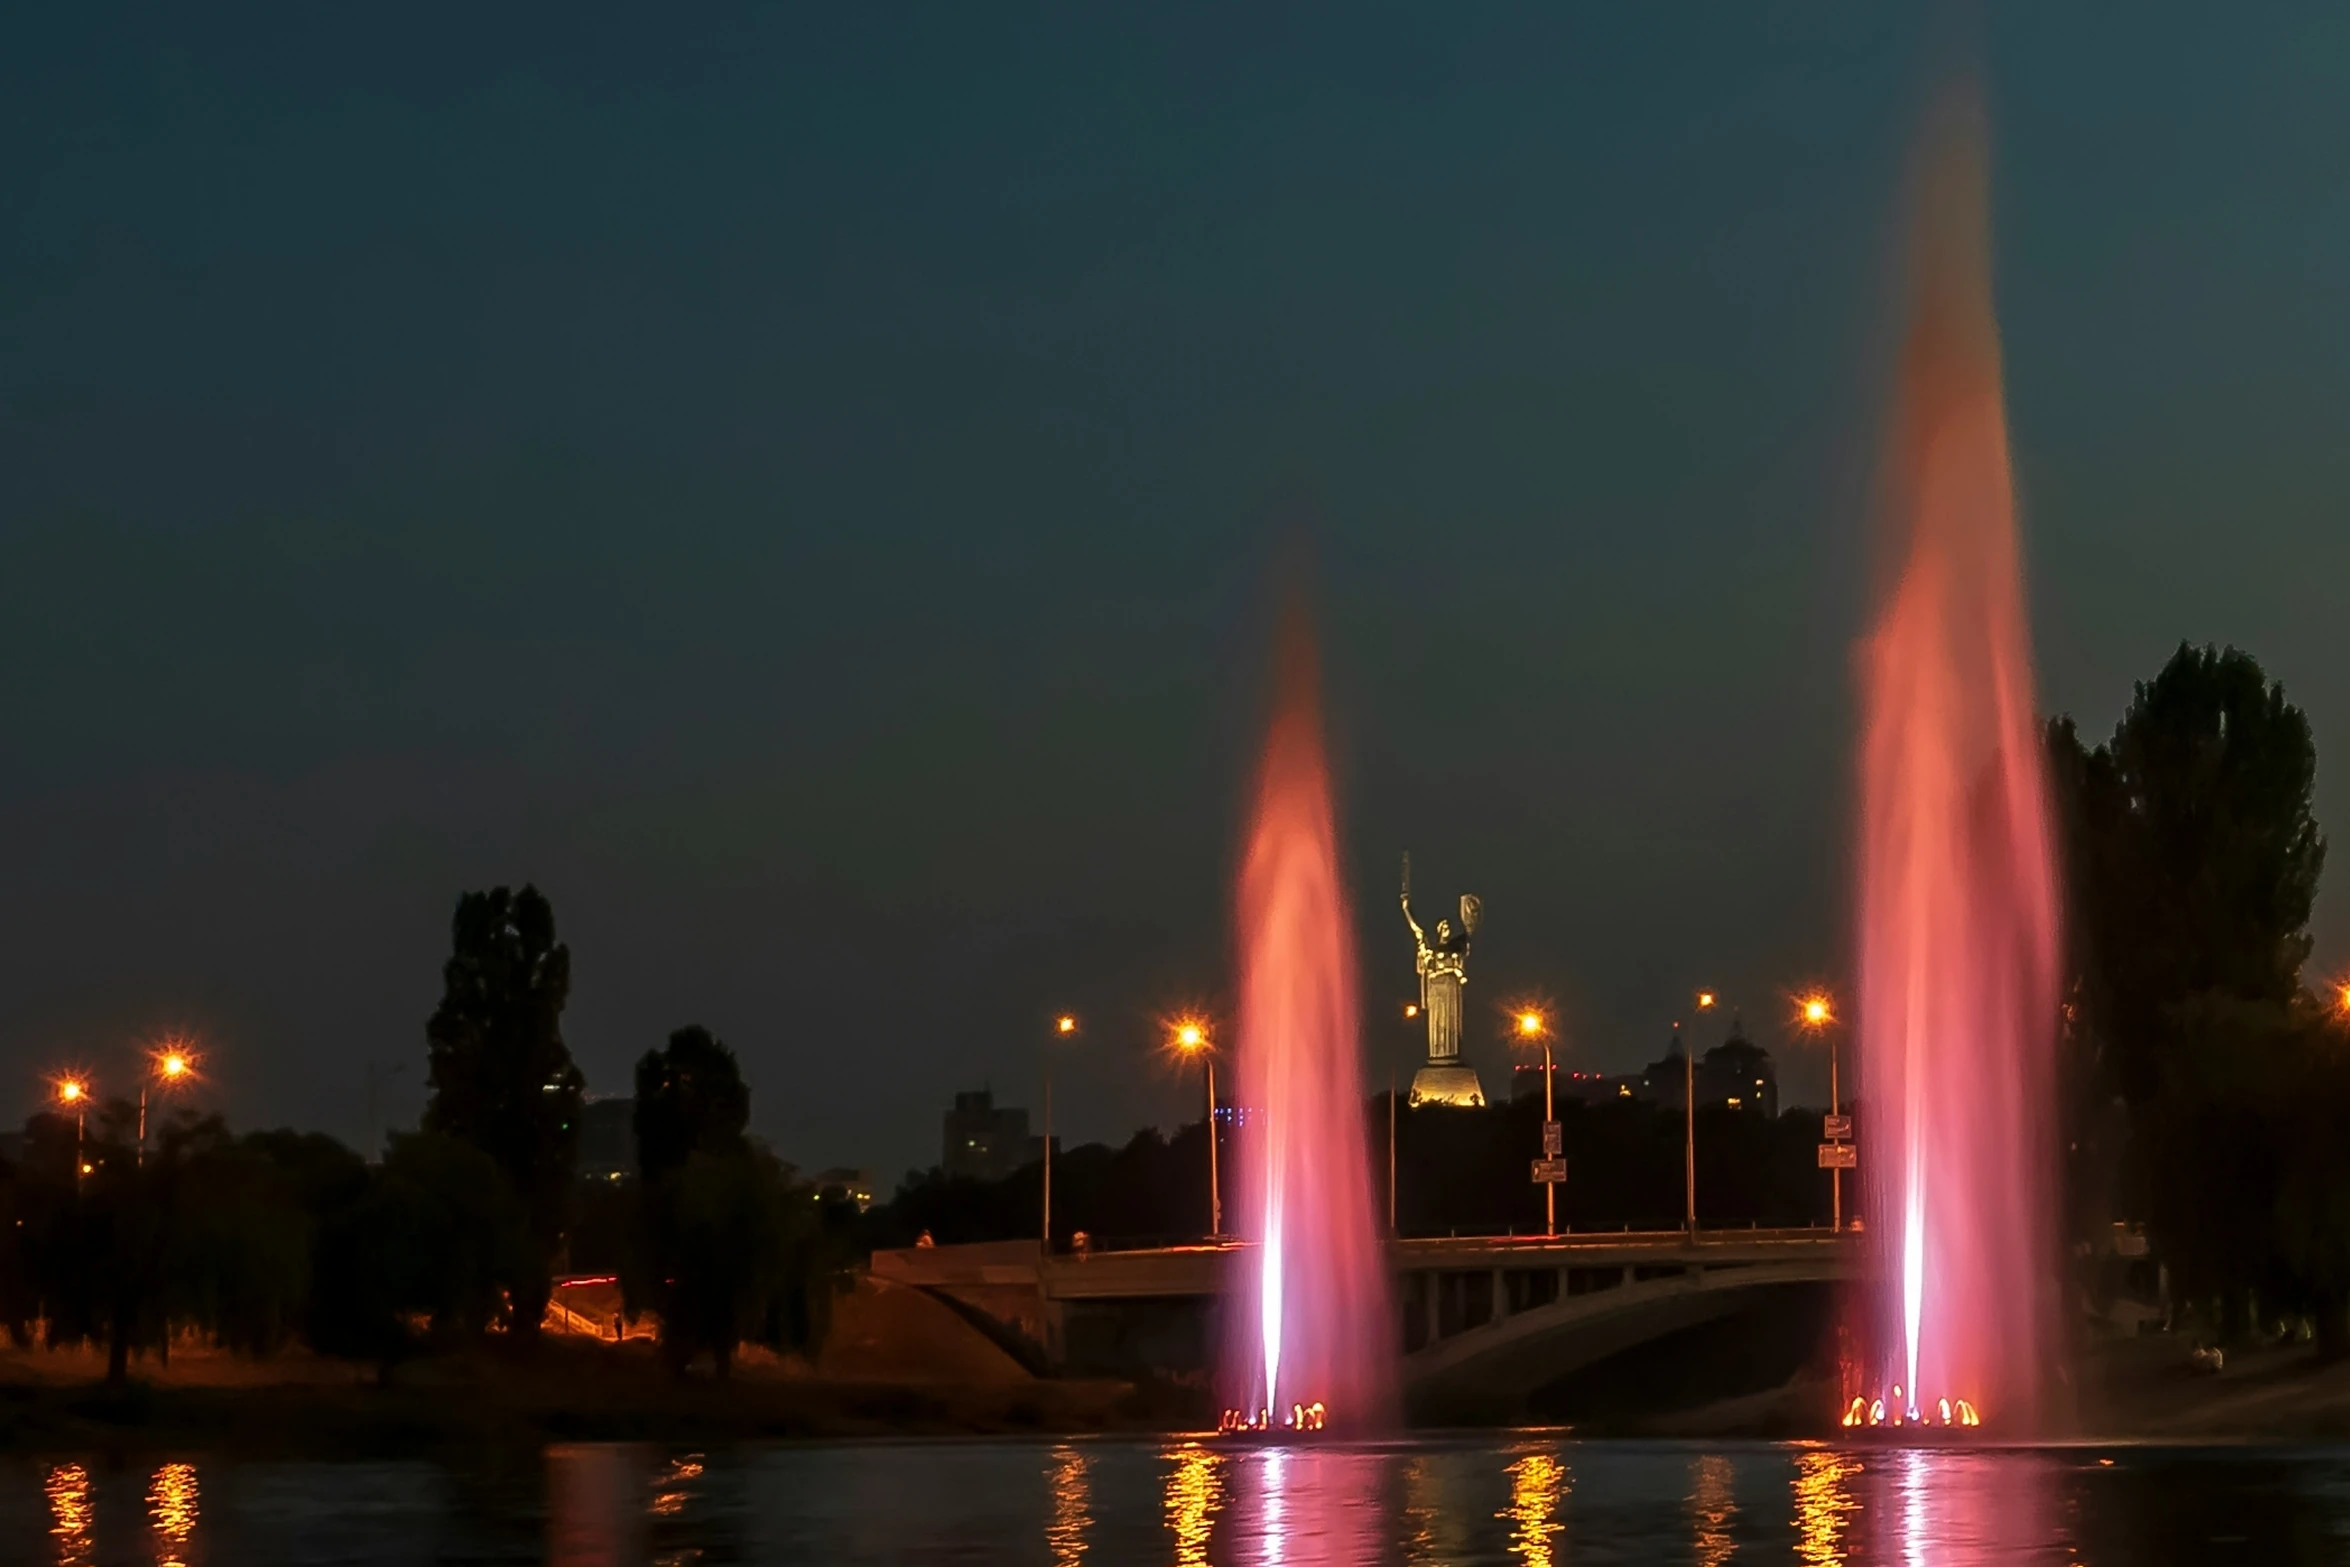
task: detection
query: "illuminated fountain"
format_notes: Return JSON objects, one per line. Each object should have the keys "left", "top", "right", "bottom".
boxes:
{"left": 1220, "top": 609, "right": 1392, "bottom": 1434}
{"left": 1852, "top": 91, "right": 2061, "bottom": 1434}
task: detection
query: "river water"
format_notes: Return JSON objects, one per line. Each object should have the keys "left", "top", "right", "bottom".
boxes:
{"left": 7, "top": 1435, "right": 2349, "bottom": 1564}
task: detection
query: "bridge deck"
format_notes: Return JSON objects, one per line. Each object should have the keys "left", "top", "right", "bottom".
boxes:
{"left": 873, "top": 1228, "right": 1856, "bottom": 1301}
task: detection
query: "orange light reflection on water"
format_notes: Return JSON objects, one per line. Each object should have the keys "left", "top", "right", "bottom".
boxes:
{"left": 1499, "top": 1447, "right": 1568, "bottom": 1567}
{"left": 1162, "top": 1443, "right": 1224, "bottom": 1566}
{"left": 1047, "top": 1444, "right": 1091, "bottom": 1565}
{"left": 149, "top": 1463, "right": 200, "bottom": 1567}
{"left": 650, "top": 1452, "right": 704, "bottom": 1519}
{"left": 1793, "top": 1448, "right": 1860, "bottom": 1566}
{"left": 1691, "top": 1454, "right": 1736, "bottom": 1567}
{"left": 46, "top": 1462, "right": 92, "bottom": 1567}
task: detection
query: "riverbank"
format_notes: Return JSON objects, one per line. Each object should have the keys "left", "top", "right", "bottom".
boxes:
{"left": 0, "top": 1340, "right": 1175, "bottom": 1457}
{"left": 0, "top": 1277, "right": 1192, "bottom": 1456}
{"left": 1643, "top": 1334, "right": 2350, "bottom": 1442}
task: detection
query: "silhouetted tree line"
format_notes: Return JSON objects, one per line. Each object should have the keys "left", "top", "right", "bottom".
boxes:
{"left": 570, "top": 1024, "right": 855, "bottom": 1376}
{"left": 0, "top": 884, "right": 849, "bottom": 1384}
{"left": 869, "top": 1093, "right": 1840, "bottom": 1252}
{"left": 2048, "top": 643, "right": 2349, "bottom": 1349}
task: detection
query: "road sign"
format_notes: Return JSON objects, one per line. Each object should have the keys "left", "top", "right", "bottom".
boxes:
{"left": 1818, "top": 1142, "right": 1857, "bottom": 1169}
{"left": 1542, "top": 1121, "right": 1563, "bottom": 1158}
{"left": 1531, "top": 1158, "right": 1567, "bottom": 1184}
{"left": 1823, "top": 1114, "right": 1853, "bottom": 1141}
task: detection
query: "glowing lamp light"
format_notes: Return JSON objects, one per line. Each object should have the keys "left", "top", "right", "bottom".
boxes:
{"left": 1516, "top": 1009, "right": 1545, "bottom": 1038}
{"left": 1696, "top": 991, "right": 1717, "bottom": 1010}
{"left": 1173, "top": 1020, "right": 1207, "bottom": 1052}
{"left": 1403, "top": 1003, "right": 1420, "bottom": 1019}
{"left": 1802, "top": 996, "right": 1832, "bottom": 1027}
{"left": 158, "top": 1053, "right": 191, "bottom": 1080}
{"left": 56, "top": 1080, "right": 86, "bottom": 1105}
{"left": 1055, "top": 1015, "right": 1077, "bottom": 1035}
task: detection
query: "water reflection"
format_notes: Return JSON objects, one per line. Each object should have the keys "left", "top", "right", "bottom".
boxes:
{"left": 548, "top": 1445, "right": 648, "bottom": 1567}
{"left": 1163, "top": 1443, "right": 1224, "bottom": 1566}
{"left": 1499, "top": 1447, "right": 1568, "bottom": 1567}
{"left": 1791, "top": 1448, "right": 1859, "bottom": 1566}
{"left": 45, "top": 1463, "right": 91, "bottom": 1567}
{"left": 147, "top": 1463, "right": 199, "bottom": 1567}
{"left": 652, "top": 1452, "right": 704, "bottom": 1518}
{"left": 1691, "top": 1453, "right": 1736, "bottom": 1567}
{"left": 1233, "top": 1447, "right": 1387, "bottom": 1566}
{"left": 1400, "top": 1456, "right": 1446, "bottom": 1566}
{"left": 648, "top": 1450, "right": 706, "bottom": 1567}
{"left": 11, "top": 1439, "right": 2350, "bottom": 1562}
{"left": 1887, "top": 1447, "right": 2053, "bottom": 1565}
{"left": 1047, "top": 1444, "right": 1091, "bottom": 1565}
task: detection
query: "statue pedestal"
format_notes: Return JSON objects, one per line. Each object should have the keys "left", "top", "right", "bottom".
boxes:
{"left": 1407, "top": 1062, "right": 1487, "bottom": 1109}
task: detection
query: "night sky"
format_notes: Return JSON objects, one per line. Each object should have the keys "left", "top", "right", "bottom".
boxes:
{"left": 4, "top": 8, "right": 2345, "bottom": 1182}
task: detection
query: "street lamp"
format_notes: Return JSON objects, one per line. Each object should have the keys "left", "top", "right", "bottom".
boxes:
{"left": 1043, "top": 1016, "right": 1077, "bottom": 1253}
{"left": 1514, "top": 1008, "right": 1559, "bottom": 1237}
{"left": 140, "top": 1043, "right": 197, "bottom": 1167}
{"left": 1170, "top": 1019, "right": 1221, "bottom": 1238}
{"left": 1684, "top": 990, "right": 1716, "bottom": 1233}
{"left": 1797, "top": 993, "right": 1848, "bottom": 1231}
{"left": 54, "top": 1079, "right": 88, "bottom": 1179}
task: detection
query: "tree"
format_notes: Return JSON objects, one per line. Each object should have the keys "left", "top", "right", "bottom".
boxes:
{"left": 634, "top": 1026, "right": 751, "bottom": 1188}
{"left": 630, "top": 1025, "right": 753, "bottom": 1373}
{"left": 2049, "top": 643, "right": 2335, "bottom": 1340}
{"left": 39, "top": 1100, "right": 210, "bottom": 1385}
{"left": 662, "top": 1146, "right": 795, "bottom": 1377}
{"left": 2051, "top": 643, "right": 2326, "bottom": 1104}
{"left": 423, "top": 884, "right": 583, "bottom": 1339}
{"left": 172, "top": 1131, "right": 315, "bottom": 1356}
{"left": 310, "top": 1133, "right": 530, "bottom": 1375}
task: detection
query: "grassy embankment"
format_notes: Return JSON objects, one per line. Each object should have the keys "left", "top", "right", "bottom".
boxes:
{"left": 0, "top": 1277, "right": 1183, "bottom": 1456}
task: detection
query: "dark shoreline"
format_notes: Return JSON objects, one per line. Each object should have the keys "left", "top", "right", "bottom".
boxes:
{"left": 0, "top": 1340, "right": 1188, "bottom": 1460}
{"left": 11, "top": 1334, "right": 2350, "bottom": 1458}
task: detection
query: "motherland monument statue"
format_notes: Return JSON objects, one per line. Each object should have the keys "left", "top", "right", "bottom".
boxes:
{"left": 1401, "top": 851, "right": 1486, "bottom": 1107}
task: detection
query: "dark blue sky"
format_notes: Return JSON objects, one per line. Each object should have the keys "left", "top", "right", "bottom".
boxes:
{"left": 4, "top": 7, "right": 2345, "bottom": 1180}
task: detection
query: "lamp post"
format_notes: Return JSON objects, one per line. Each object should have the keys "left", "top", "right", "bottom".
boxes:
{"left": 1799, "top": 993, "right": 1846, "bottom": 1231}
{"left": 1687, "top": 991, "right": 1716, "bottom": 1234}
{"left": 1043, "top": 1014, "right": 1077, "bottom": 1252}
{"left": 139, "top": 1046, "right": 194, "bottom": 1168}
{"left": 55, "top": 1079, "right": 87, "bottom": 1180}
{"left": 1172, "top": 1020, "right": 1220, "bottom": 1238}
{"left": 1516, "top": 1009, "right": 1557, "bottom": 1237}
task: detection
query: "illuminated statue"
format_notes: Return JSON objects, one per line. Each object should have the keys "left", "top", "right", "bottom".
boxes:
{"left": 1401, "top": 852, "right": 1487, "bottom": 1108}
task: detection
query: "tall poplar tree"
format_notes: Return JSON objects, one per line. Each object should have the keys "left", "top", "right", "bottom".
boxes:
{"left": 423, "top": 884, "right": 583, "bottom": 1339}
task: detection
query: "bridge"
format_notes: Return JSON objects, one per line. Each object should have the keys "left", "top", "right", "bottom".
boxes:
{"left": 871, "top": 1227, "right": 1859, "bottom": 1423}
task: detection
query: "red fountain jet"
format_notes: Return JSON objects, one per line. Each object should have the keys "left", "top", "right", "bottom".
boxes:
{"left": 1223, "top": 607, "right": 1393, "bottom": 1434}
{"left": 1856, "top": 88, "right": 2061, "bottom": 1434}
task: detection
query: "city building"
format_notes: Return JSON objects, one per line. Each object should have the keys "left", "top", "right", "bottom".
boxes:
{"left": 1701, "top": 1024, "right": 1779, "bottom": 1116}
{"left": 1638, "top": 1020, "right": 1779, "bottom": 1116}
{"left": 942, "top": 1088, "right": 1046, "bottom": 1181}
{"left": 577, "top": 1096, "right": 636, "bottom": 1183}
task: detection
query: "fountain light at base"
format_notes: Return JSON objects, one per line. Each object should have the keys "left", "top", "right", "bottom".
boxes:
{"left": 1853, "top": 88, "right": 2060, "bottom": 1435}
{"left": 1220, "top": 607, "right": 1392, "bottom": 1435}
